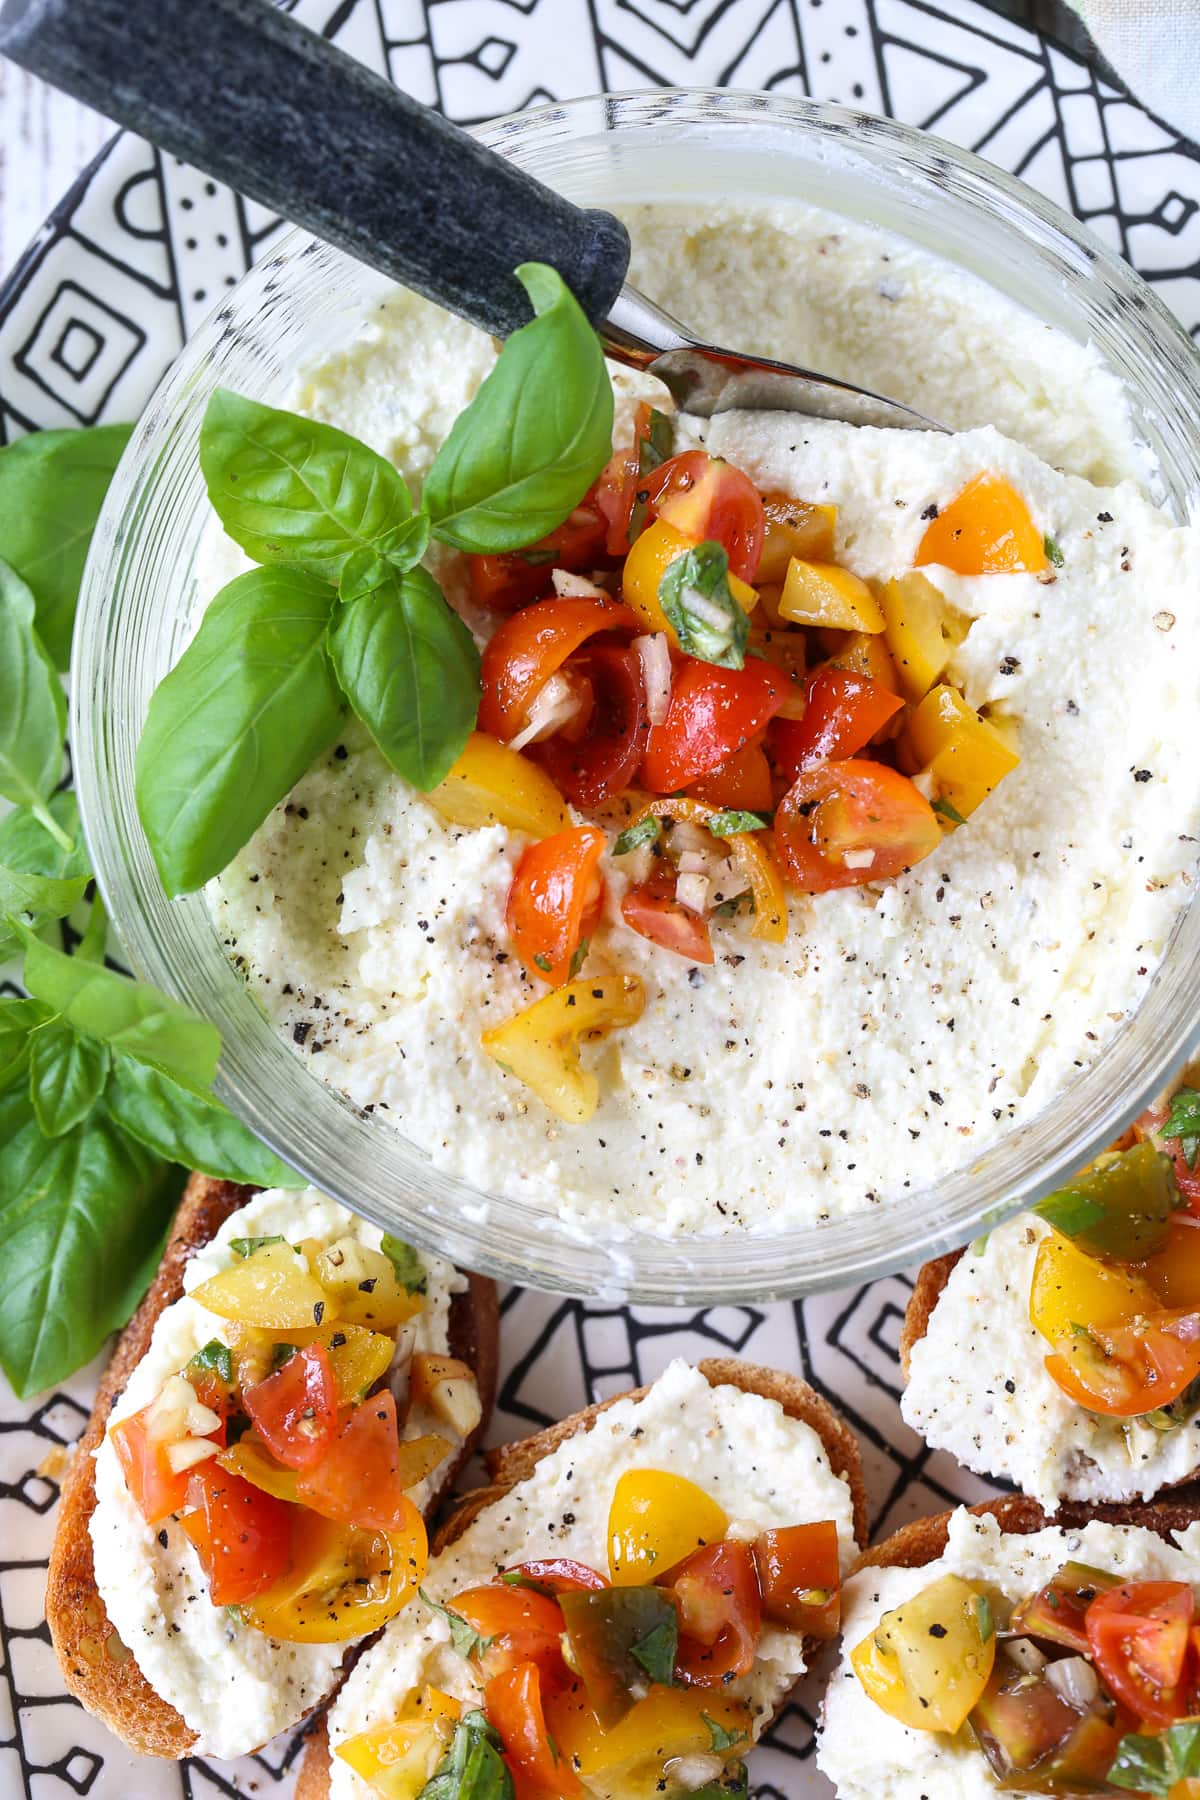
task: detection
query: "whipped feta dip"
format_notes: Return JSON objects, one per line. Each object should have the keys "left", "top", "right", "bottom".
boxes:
{"left": 818, "top": 1508, "right": 1200, "bottom": 1800}
{"left": 326, "top": 1357, "right": 860, "bottom": 1800}
{"left": 89, "top": 1186, "right": 465, "bottom": 1758}
{"left": 903, "top": 1214, "right": 1200, "bottom": 1509}
{"left": 205, "top": 198, "right": 1200, "bottom": 1239}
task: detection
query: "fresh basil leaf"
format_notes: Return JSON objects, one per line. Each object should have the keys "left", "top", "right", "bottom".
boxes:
{"left": 975, "top": 1593, "right": 994, "bottom": 1642}
{"left": 568, "top": 937, "right": 589, "bottom": 980}
{"left": 613, "top": 816, "right": 661, "bottom": 856}
{"left": 423, "top": 263, "right": 614, "bottom": 553}
{"left": 1032, "top": 1188, "right": 1107, "bottom": 1239}
{"left": 15, "top": 921, "right": 220, "bottom": 1094}
{"left": 420, "top": 1587, "right": 492, "bottom": 1659}
{"left": 703, "top": 1716, "right": 747, "bottom": 1754}
{"left": 419, "top": 1710, "right": 514, "bottom": 1800}
{"left": 0, "top": 792, "right": 86, "bottom": 878}
{"left": 380, "top": 1234, "right": 427, "bottom": 1294}
{"left": 329, "top": 564, "right": 479, "bottom": 790}
{"left": 707, "top": 809, "right": 770, "bottom": 837}
{"left": 0, "top": 864, "right": 89, "bottom": 947}
{"left": 199, "top": 389, "right": 417, "bottom": 582}
{"left": 230, "top": 1234, "right": 286, "bottom": 1258}
{"left": 0, "top": 1086, "right": 179, "bottom": 1396}
{"left": 0, "top": 423, "right": 132, "bottom": 667}
{"left": 29, "top": 1023, "right": 109, "bottom": 1137}
{"left": 0, "top": 558, "right": 69, "bottom": 846}
{"left": 630, "top": 1613, "right": 678, "bottom": 1685}
{"left": 74, "top": 890, "right": 109, "bottom": 966}
{"left": 339, "top": 520, "right": 432, "bottom": 598}
{"left": 658, "top": 541, "right": 749, "bottom": 670}
{"left": 135, "top": 566, "right": 343, "bottom": 895}
{"left": 1164, "top": 1087, "right": 1200, "bottom": 1171}
{"left": 1110, "top": 1720, "right": 1200, "bottom": 1795}
{"left": 712, "top": 889, "right": 754, "bottom": 918}
{"left": 689, "top": 1763, "right": 749, "bottom": 1799}
{"left": 0, "top": 997, "right": 55, "bottom": 1090}
{"left": 932, "top": 797, "right": 967, "bottom": 826}
{"left": 103, "top": 1053, "right": 305, "bottom": 1189}
{"left": 189, "top": 1338, "right": 233, "bottom": 1384}
{"left": 1044, "top": 533, "right": 1064, "bottom": 569}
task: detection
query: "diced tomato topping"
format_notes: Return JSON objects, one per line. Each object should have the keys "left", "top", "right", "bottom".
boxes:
{"left": 1135, "top": 1101, "right": 1200, "bottom": 1214}
{"left": 111, "top": 1408, "right": 196, "bottom": 1526}
{"left": 453, "top": 1584, "right": 569, "bottom": 1687}
{"left": 242, "top": 1343, "right": 338, "bottom": 1472}
{"left": 179, "top": 1462, "right": 291, "bottom": 1605}
{"left": 774, "top": 759, "right": 941, "bottom": 892}
{"left": 506, "top": 825, "right": 607, "bottom": 986}
{"left": 295, "top": 1389, "right": 423, "bottom": 1534}
{"left": 1044, "top": 1308, "right": 1200, "bottom": 1418}
{"left": 486, "top": 1660, "right": 582, "bottom": 1796}
{"left": 689, "top": 736, "right": 773, "bottom": 811}
{"left": 769, "top": 668, "right": 904, "bottom": 784}
{"left": 659, "top": 1540, "right": 762, "bottom": 1687}
{"left": 595, "top": 402, "right": 670, "bottom": 557}
{"left": 535, "top": 643, "right": 649, "bottom": 807}
{"left": 504, "top": 1558, "right": 610, "bottom": 1595}
{"left": 468, "top": 501, "right": 609, "bottom": 612}
{"left": 641, "top": 658, "right": 787, "bottom": 794}
{"left": 646, "top": 451, "right": 766, "bottom": 585}
{"left": 753, "top": 1522, "right": 841, "bottom": 1636}
{"left": 1086, "top": 1581, "right": 1195, "bottom": 1727}
{"left": 478, "top": 594, "right": 639, "bottom": 744}
{"left": 621, "top": 867, "right": 714, "bottom": 965}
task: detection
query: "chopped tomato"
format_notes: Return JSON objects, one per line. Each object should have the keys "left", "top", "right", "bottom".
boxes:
{"left": 1086, "top": 1581, "right": 1195, "bottom": 1727}
{"left": 110, "top": 1408, "right": 195, "bottom": 1525}
{"left": 660, "top": 1541, "right": 761, "bottom": 1687}
{"left": 478, "top": 594, "right": 639, "bottom": 744}
{"left": 242, "top": 1343, "right": 337, "bottom": 1472}
{"left": 1135, "top": 1100, "right": 1200, "bottom": 1214}
{"left": 621, "top": 867, "right": 714, "bottom": 965}
{"left": 536, "top": 644, "right": 649, "bottom": 807}
{"left": 690, "top": 736, "right": 773, "bottom": 811}
{"left": 486, "top": 1661, "right": 582, "bottom": 1797}
{"left": 468, "top": 502, "right": 609, "bottom": 611}
{"left": 504, "top": 1558, "right": 610, "bottom": 1595}
{"left": 915, "top": 472, "right": 1047, "bottom": 576}
{"left": 646, "top": 451, "right": 766, "bottom": 584}
{"left": 179, "top": 1462, "right": 291, "bottom": 1606}
{"left": 295, "top": 1389, "right": 425, "bottom": 1534}
{"left": 506, "top": 825, "right": 606, "bottom": 986}
{"left": 1044, "top": 1307, "right": 1200, "bottom": 1417}
{"left": 774, "top": 760, "right": 941, "bottom": 892}
{"left": 770, "top": 668, "right": 904, "bottom": 784}
{"left": 452, "top": 1583, "right": 569, "bottom": 1687}
{"left": 595, "top": 402, "right": 672, "bottom": 556}
{"left": 244, "top": 1508, "right": 426, "bottom": 1643}
{"left": 753, "top": 1521, "right": 841, "bottom": 1637}
{"left": 641, "top": 658, "right": 786, "bottom": 793}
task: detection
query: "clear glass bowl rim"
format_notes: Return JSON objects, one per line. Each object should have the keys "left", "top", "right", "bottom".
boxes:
{"left": 73, "top": 86, "right": 1200, "bottom": 1305}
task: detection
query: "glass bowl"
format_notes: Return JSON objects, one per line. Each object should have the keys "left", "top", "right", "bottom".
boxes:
{"left": 73, "top": 89, "right": 1200, "bottom": 1305}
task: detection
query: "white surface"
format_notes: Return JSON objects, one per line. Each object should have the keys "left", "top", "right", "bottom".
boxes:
{"left": 0, "top": 70, "right": 110, "bottom": 278}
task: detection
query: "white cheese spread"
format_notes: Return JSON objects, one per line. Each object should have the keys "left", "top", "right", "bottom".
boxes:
{"left": 88, "top": 1186, "right": 465, "bottom": 1758}
{"left": 326, "top": 1357, "right": 860, "bottom": 1800}
{"left": 818, "top": 1508, "right": 1200, "bottom": 1800}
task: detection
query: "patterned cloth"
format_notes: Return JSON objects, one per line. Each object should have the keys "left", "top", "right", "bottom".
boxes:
{"left": 1073, "top": 0, "right": 1200, "bottom": 138}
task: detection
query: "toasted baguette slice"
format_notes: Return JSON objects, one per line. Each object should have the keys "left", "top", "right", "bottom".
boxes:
{"left": 295, "top": 1357, "right": 868, "bottom": 1800}
{"left": 857, "top": 1489, "right": 1200, "bottom": 1575}
{"left": 45, "top": 1172, "right": 498, "bottom": 1761}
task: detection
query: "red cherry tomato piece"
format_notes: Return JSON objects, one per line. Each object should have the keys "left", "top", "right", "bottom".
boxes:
{"left": 753, "top": 1521, "right": 841, "bottom": 1636}
{"left": 503, "top": 1558, "right": 610, "bottom": 1595}
{"left": 536, "top": 643, "right": 649, "bottom": 807}
{"left": 642, "top": 658, "right": 786, "bottom": 793}
{"left": 111, "top": 1408, "right": 195, "bottom": 1526}
{"left": 243, "top": 1343, "right": 338, "bottom": 1472}
{"left": 774, "top": 760, "right": 941, "bottom": 893}
{"left": 1086, "top": 1581, "right": 1195, "bottom": 1727}
{"left": 486, "top": 1660, "right": 582, "bottom": 1797}
{"left": 1135, "top": 1101, "right": 1200, "bottom": 1215}
{"left": 596, "top": 402, "right": 665, "bottom": 557}
{"left": 648, "top": 452, "right": 766, "bottom": 585}
{"left": 1045, "top": 1308, "right": 1200, "bottom": 1418}
{"left": 453, "top": 1584, "right": 570, "bottom": 1687}
{"left": 621, "top": 864, "right": 714, "bottom": 966}
{"left": 478, "top": 595, "right": 639, "bottom": 743}
{"left": 179, "top": 1462, "right": 291, "bottom": 1606}
{"left": 506, "top": 825, "right": 607, "bottom": 986}
{"left": 659, "top": 1540, "right": 762, "bottom": 1687}
{"left": 295, "top": 1389, "right": 425, "bottom": 1535}
{"left": 689, "top": 736, "right": 773, "bottom": 811}
{"left": 468, "top": 502, "right": 609, "bottom": 612}
{"left": 770, "top": 668, "right": 904, "bottom": 784}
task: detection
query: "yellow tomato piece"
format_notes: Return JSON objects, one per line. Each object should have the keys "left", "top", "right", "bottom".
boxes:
{"left": 243, "top": 1509, "right": 427, "bottom": 1644}
{"left": 822, "top": 628, "right": 900, "bottom": 693}
{"left": 621, "top": 518, "right": 757, "bottom": 643}
{"left": 608, "top": 1469, "right": 728, "bottom": 1585}
{"left": 729, "top": 832, "right": 789, "bottom": 944}
{"left": 915, "top": 472, "right": 1048, "bottom": 575}
{"left": 190, "top": 1240, "right": 333, "bottom": 1332}
{"left": 218, "top": 1432, "right": 299, "bottom": 1503}
{"left": 757, "top": 495, "right": 837, "bottom": 583}
{"left": 880, "top": 572, "right": 965, "bottom": 701}
{"left": 780, "top": 559, "right": 885, "bottom": 634}
{"left": 903, "top": 684, "right": 1020, "bottom": 821}
{"left": 336, "top": 1688, "right": 461, "bottom": 1799}
{"left": 547, "top": 1682, "right": 751, "bottom": 1783}
{"left": 427, "top": 732, "right": 568, "bottom": 837}
{"left": 481, "top": 974, "right": 645, "bottom": 1125}
{"left": 851, "top": 1574, "right": 996, "bottom": 1734}
{"left": 319, "top": 1322, "right": 398, "bottom": 1404}
{"left": 1029, "top": 1227, "right": 1161, "bottom": 1350}
{"left": 311, "top": 1239, "right": 424, "bottom": 1332}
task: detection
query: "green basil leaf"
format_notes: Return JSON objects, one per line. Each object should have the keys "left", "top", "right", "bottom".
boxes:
{"left": 932, "top": 796, "right": 967, "bottom": 826}
{"left": 612, "top": 816, "right": 661, "bottom": 856}
{"left": 381, "top": 1234, "right": 427, "bottom": 1294}
{"left": 0, "top": 423, "right": 132, "bottom": 667}
{"left": 0, "top": 795, "right": 90, "bottom": 961}
{"left": 0, "top": 997, "right": 55, "bottom": 1090}
{"left": 15, "top": 921, "right": 220, "bottom": 1094}
{"left": 199, "top": 389, "right": 416, "bottom": 581}
{"left": 1164, "top": 1087, "right": 1200, "bottom": 1171}
{"left": 706, "top": 809, "right": 770, "bottom": 837}
{"left": 689, "top": 1764, "right": 749, "bottom": 1799}
{"left": 420, "top": 1587, "right": 493, "bottom": 1659}
{"left": 0, "top": 863, "right": 88, "bottom": 942}
{"left": 703, "top": 1716, "right": 748, "bottom": 1754}
{"left": 135, "top": 566, "right": 343, "bottom": 895}
{"left": 330, "top": 564, "right": 479, "bottom": 790}
{"left": 188, "top": 1338, "right": 234, "bottom": 1384}
{"left": 423, "top": 263, "right": 614, "bottom": 553}
{"left": 658, "top": 541, "right": 749, "bottom": 669}
{"left": 419, "top": 1710, "right": 514, "bottom": 1800}
{"left": 230, "top": 1234, "right": 287, "bottom": 1258}
{"left": 630, "top": 1613, "right": 678, "bottom": 1685}
{"left": 1044, "top": 533, "right": 1065, "bottom": 569}
{"left": 0, "top": 1087, "right": 178, "bottom": 1396}
{"left": 29, "top": 1022, "right": 110, "bottom": 1137}
{"left": 0, "top": 559, "right": 68, "bottom": 840}
{"left": 1110, "top": 1720, "right": 1200, "bottom": 1795}
{"left": 339, "top": 520, "right": 432, "bottom": 598}
{"left": 103, "top": 1053, "right": 305, "bottom": 1188}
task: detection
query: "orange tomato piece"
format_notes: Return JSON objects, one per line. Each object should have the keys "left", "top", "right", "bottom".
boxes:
{"left": 295, "top": 1389, "right": 430, "bottom": 1534}
{"left": 506, "top": 825, "right": 606, "bottom": 986}
{"left": 753, "top": 1520, "right": 841, "bottom": 1636}
{"left": 110, "top": 1408, "right": 195, "bottom": 1526}
{"left": 1045, "top": 1308, "right": 1200, "bottom": 1417}
{"left": 486, "top": 1660, "right": 582, "bottom": 1796}
{"left": 242, "top": 1343, "right": 338, "bottom": 1472}
{"left": 452, "top": 1583, "right": 569, "bottom": 1686}
{"left": 915, "top": 472, "right": 1048, "bottom": 576}
{"left": 774, "top": 760, "right": 940, "bottom": 892}
{"left": 660, "top": 1540, "right": 761, "bottom": 1686}
{"left": 179, "top": 1462, "right": 291, "bottom": 1605}
{"left": 1086, "top": 1582, "right": 1195, "bottom": 1727}
{"left": 689, "top": 736, "right": 773, "bottom": 811}
{"left": 647, "top": 451, "right": 766, "bottom": 584}
{"left": 478, "top": 594, "right": 639, "bottom": 743}
{"left": 1136, "top": 1218, "right": 1200, "bottom": 1310}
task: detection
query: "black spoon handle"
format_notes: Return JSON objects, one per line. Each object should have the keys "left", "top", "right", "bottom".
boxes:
{"left": 0, "top": 0, "right": 631, "bottom": 338}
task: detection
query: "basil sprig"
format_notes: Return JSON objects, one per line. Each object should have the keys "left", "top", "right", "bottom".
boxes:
{"left": 1109, "top": 1721, "right": 1200, "bottom": 1794}
{"left": 658, "top": 541, "right": 749, "bottom": 670}
{"left": 0, "top": 559, "right": 70, "bottom": 853}
{"left": 137, "top": 262, "right": 611, "bottom": 896}
{"left": 417, "top": 1711, "right": 514, "bottom": 1800}
{"left": 1164, "top": 1086, "right": 1200, "bottom": 1169}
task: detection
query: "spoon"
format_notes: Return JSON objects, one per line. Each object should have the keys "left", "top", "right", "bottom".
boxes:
{"left": 0, "top": 0, "right": 940, "bottom": 431}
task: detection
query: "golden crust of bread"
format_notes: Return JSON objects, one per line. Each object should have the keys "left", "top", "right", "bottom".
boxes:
{"left": 856, "top": 1489, "right": 1200, "bottom": 1574}
{"left": 898, "top": 1248, "right": 963, "bottom": 1379}
{"left": 45, "top": 1173, "right": 498, "bottom": 1760}
{"left": 297, "top": 1357, "right": 869, "bottom": 1800}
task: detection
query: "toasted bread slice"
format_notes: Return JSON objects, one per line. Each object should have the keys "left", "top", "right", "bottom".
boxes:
{"left": 45, "top": 1172, "right": 498, "bottom": 1761}
{"left": 857, "top": 1490, "right": 1200, "bottom": 1575}
{"left": 295, "top": 1357, "right": 867, "bottom": 1800}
